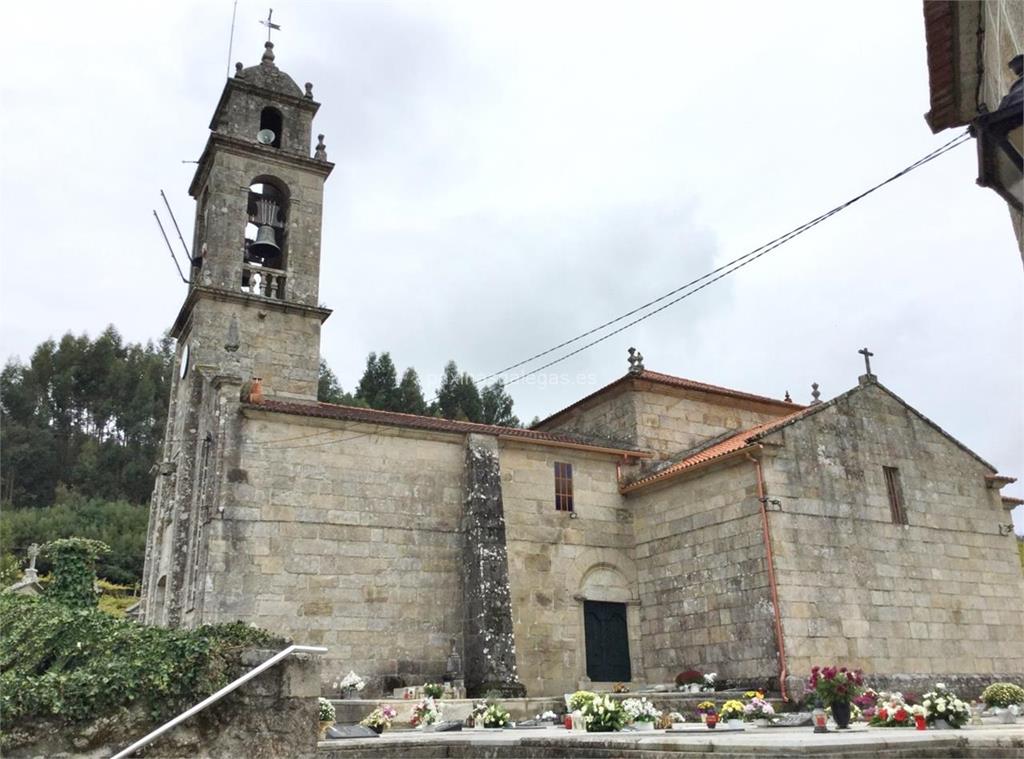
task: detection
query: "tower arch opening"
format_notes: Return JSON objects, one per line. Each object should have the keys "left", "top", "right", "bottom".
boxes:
{"left": 258, "top": 106, "right": 283, "bottom": 148}
{"left": 243, "top": 177, "right": 288, "bottom": 297}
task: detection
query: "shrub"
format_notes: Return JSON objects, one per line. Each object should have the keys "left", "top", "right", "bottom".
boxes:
{"left": 675, "top": 669, "right": 703, "bottom": 686}
{"left": 981, "top": 683, "right": 1024, "bottom": 709}
{"left": 0, "top": 594, "right": 281, "bottom": 731}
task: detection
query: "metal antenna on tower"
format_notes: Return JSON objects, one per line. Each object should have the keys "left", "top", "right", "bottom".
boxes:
{"left": 226, "top": 0, "right": 239, "bottom": 79}
{"left": 160, "top": 190, "right": 194, "bottom": 263}
{"left": 152, "top": 211, "right": 190, "bottom": 284}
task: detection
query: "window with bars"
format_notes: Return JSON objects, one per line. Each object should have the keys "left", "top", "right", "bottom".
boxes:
{"left": 554, "top": 461, "right": 574, "bottom": 512}
{"left": 883, "top": 466, "right": 907, "bottom": 525}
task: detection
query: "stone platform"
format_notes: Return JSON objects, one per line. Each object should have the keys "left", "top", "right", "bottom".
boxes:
{"left": 318, "top": 723, "right": 1024, "bottom": 759}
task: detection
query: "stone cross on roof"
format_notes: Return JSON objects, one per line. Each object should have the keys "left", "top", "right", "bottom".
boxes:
{"left": 858, "top": 347, "right": 875, "bottom": 376}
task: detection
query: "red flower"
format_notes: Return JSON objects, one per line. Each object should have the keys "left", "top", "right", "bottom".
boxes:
{"left": 894, "top": 708, "right": 907, "bottom": 722}
{"left": 878, "top": 709, "right": 888, "bottom": 721}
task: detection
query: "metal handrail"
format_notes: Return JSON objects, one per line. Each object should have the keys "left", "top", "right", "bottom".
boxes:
{"left": 110, "top": 644, "right": 328, "bottom": 759}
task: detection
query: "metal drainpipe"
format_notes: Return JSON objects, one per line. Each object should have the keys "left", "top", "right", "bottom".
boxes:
{"left": 747, "top": 448, "right": 789, "bottom": 702}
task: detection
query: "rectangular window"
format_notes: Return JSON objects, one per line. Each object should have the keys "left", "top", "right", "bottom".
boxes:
{"left": 883, "top": 466, "right": 907, "bottom": 525}
{"left": 554, "top": 461, "right": 574, "bottom": 512}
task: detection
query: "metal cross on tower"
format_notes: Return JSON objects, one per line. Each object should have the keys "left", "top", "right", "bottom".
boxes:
{"left": 260, "top": 8, "right": 281, "bottom": 42}
{"left": 858, "top": 347, "right": 875, "bottom": 376}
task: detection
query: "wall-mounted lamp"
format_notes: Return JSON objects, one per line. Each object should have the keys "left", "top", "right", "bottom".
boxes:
{"left": 758, "top": 496, "right": 783, "bottom": 512}
{"left": 998, "top": 524, "right": 1015, "bottom": 536}
{"left": 971, "top": 55, "right": 1023, "bottom": 211}
{"left": 569, "top": 511, "right": 579, "bottom": 520}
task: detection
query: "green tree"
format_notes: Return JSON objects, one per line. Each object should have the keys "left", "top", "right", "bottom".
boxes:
{"left": 481, "top": 380, "right": 520, "bottom": 427}
{"left": 434, "top": 360, "right": 462, "bottom": 419}
{"left": 0, "top": 329, "right": 172, "bottom": 507}
{"left": 395, "top": 368, "right": 428, "bottom": 415}
{"left": 355, "top": 352, "right": 399, "bottom": 410}
{"left": 318, "top": 359, "right": 345, "bottom": 404}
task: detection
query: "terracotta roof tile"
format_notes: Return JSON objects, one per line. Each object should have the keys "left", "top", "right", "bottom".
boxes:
{"left": 244, "top": 398, "right": 648, "bottom": 455}
{"left": 622, "top": 406, "right": 810, "bottom": 492}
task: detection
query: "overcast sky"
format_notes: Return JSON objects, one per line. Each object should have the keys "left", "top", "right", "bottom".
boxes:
{"left": 2, "top": 1, "right": 1022, "bottom": 526}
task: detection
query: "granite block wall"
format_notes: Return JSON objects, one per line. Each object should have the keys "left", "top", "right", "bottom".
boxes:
{"left": 202, "top": 412, "right": 467, "bottom": 692}
{"left": 629, "top": 461, "right": 780, "bottom": 685}
{"left": 500, "top": 444, "right": 640, "bottom": 695}
{"left": 759, "top": 382, "right": 1024, "bottom": 694}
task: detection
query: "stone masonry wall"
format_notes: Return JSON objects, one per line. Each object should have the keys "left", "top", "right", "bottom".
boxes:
{"left": 629, "top": 461, "right": 780, "bottom": 685}
{"left": 542, "top": 384, "right": 791, "bottom": 457}
{"left": 500, "top": 444, "right": 640, "bottom": 695}
{"left": 760, "top": 382, "right": 1024, "bottom": 695}
{"left": 201, "top": 412, "right": 466, "bottom": 693}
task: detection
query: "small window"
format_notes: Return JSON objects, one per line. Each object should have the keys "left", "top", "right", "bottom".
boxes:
{"left": 554, "top": 461, "right": 574, "bottom": 512}
{"left": 883, "top": 466, "right": 907, "bottom": 525}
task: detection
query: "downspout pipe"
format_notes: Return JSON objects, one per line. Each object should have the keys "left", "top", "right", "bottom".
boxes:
{"left": 747, "top": 448, "right": 789, "bottom": 702}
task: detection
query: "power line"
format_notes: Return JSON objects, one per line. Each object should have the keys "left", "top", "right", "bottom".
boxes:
{"left": 477, "top": 130, "right": 971, "bottom": 388}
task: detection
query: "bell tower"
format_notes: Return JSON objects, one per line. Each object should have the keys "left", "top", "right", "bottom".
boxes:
{"left": 172, "top": 40, "right": 333, "bottom": 400}
{"left": 142, "top": 42, "right": 332, "bottom": 628}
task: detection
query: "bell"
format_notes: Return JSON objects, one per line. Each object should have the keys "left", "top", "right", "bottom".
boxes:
{"left": 250, "top": 225, "right": 280, "bottom": 260}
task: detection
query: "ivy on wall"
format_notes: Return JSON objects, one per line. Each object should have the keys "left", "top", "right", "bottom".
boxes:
{"left": 0, "top": 594, "right": 282, "bottom": 746}
{"left": 43, "top": 537, "right": 109, "bottom": 607}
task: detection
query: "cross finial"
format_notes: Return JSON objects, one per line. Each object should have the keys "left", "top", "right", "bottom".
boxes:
{"left": 858, "top": 347, "right": 875, "bottom": 376}
{"left": 260, "top": 8, "right": 281, "bottom": 43}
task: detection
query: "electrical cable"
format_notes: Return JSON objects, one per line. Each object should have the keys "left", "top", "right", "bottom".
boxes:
{"left": 483, "top": 130, "right": 971, "bottom": 387}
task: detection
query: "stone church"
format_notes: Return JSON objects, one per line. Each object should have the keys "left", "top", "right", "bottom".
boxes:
{"left": 141, "top": 42, "right": 1024, "bottom": 699}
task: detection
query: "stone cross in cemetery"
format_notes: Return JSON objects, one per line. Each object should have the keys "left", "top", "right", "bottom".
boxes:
{"left": 25, "top": 544, "right": 39, "bottom": 581}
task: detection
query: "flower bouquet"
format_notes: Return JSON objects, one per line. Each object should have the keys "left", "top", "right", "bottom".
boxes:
{"left": 743, "top": 696, "right": 775, "bottom": 724}
{"left": 696, "top": 700, "right": 716, "bottom": 724}
{"left": 806, "top": 665, "right": 864, "bottom": 728}
{"left": 666, "top": 711, "right": 686, "bottom": 729}
{"left": 580, "top": 693, "right": 628, "bottom": 732}
{"left": 410, "top": 696, "right": 442, "bottom": 728}
{"left": 318, "top": 697, "right": 336, "bottom": 738}
{"left": 869, "top": 692, "right": 916, "bottom": 727}
{"left": 566, "top": 690, "right": 597, "bottom": 712}
{"left": 481, "top": 702, "right": 511, "bottom": 728}
{"left": 981, "top": 682, "right": 1024, "bottom": 723}
{"left": 719, "top": 699, "right": 746, "bottom": 727}
{"left": 622, "top": 697, "right": 662, "bottom": 730}
{"left": 360, "top": 704, "right": 397, "bottom": 734}
{"left": 423, "top": 682, "right": 445, "bottom": 699}
{"left": 922, "top": 683, "right": 969, "bottom": 729}
{"left": 334, "top": 670, "right": 366, "bottom": 699}
{"left": 675, "top": 669, "right": 704, "bottom": 693}
{"left": 703, "top": 672, "right": 718, "bottom": 692}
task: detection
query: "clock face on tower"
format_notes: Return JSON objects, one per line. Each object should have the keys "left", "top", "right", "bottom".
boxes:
{"left": 179, "top": 343, "right": 190, "bottom": 379}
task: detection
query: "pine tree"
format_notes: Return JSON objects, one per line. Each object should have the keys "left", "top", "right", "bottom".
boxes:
{"left": 434, "top": 360, "right": 462, "bottom": 419}
{"left": 355, "top": 352, "right": 399, "bottom": 410}
{"left": 395, "top": 368, "right": 428, "bottom": 415}
{"left": 481, "top": 380, "right": 520, "bottom": 427}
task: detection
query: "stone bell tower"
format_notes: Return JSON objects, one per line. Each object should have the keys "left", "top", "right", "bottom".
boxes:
{"left": 176, "top": 40, "right": 333, "bottom": 399}
{"left": 141, "top": 42, "right": 332, "bottom": 627}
